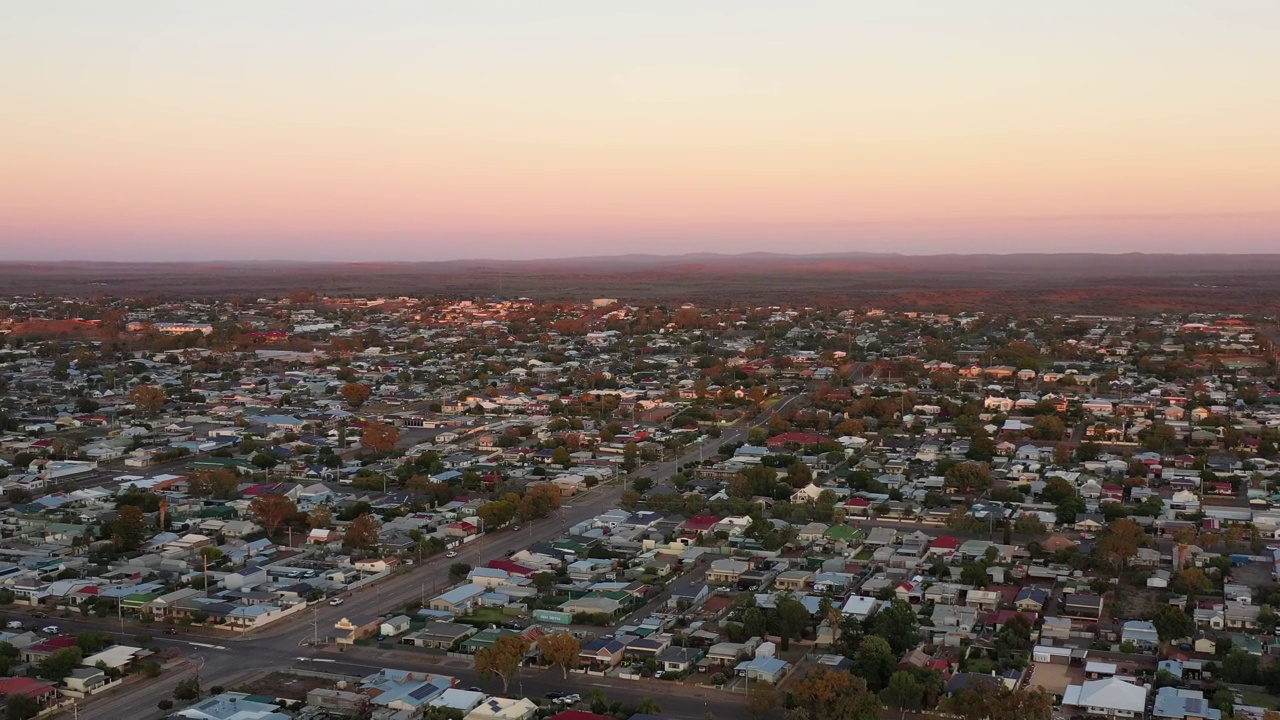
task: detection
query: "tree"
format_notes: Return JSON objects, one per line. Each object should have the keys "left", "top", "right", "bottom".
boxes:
{"left": 551, "top": 446, "right": 572, "bottom": 466}
{"left": 532, "top": 572, "right": 555, "bottom": 595}
{"left": 787, "top": 665, "right": 882, "bottom": 720}
{"left": 1221, "top": 648, "right": 1261, "bottom": 684}
{"left": 868, "top": 600, "right": 920, "bottom": 655}
{"left": 128, "top": 384, "right": 167, "bottom": 417}
{"left": 1055, "top": 495, "right": 1087, "bottom": 524}
{"left": 852, "top": 636, "right": 897, "bottom": 692}
{"left": 5, "top": 487, "right": 32, "bottom": 505}
{"left": 518, "top": 483, "right": 562, "bottom": 521}
{"left": 775, "top": 596, "right": 812, "bottom": 650}
{"left": 474, "top": 634, "right": 530, "bottom": 693}
{"left": 1032, "top": 414, "right": 1066, "bottom": 441}
{"left": 361, "top": 422, "right": 400, "bottom": 453}
{"left": 636, "top": 697, "right": 662, "bottom": 715}
{"left": 941, "top": 685, "right": 1052, "bottom": 720}
{"left": 157, "top": 699, "right": 174, "bottom": 712}
{"left": 880, "top": 671, "right": 924, "bottom": 719}
{"left": 1013, "top": 513, "right": 1047, "bottom": 538}
{"left": 342, "top": 513, "right": 381, "bottom": 553}
{"left": 960, "top": 563, "right": 989, "bottom": 588}
{"left": 339, "top": 382, "right": 371, "bottom": 408}
{"left": 248, "top": 494, "right": 297, "bottom": 537}
{"left": 1174, "top": 567, "right": 1210, "bottom": 598}
{"left": 537, "top": 631, "right": 581, "bottom": 678}
{"left": 620, "top": 490, "right": 641, "bottom": 510}
{"left": 114, "top": 504, "right": 147, "bottom": 550}
{"left": 623, "top": 442, "right": 639, "bottom": 472}
{"left": 477, "top": 500, "right": 517, "bottom": 528}
{"left": 308, "top": 507, "right": 332, "bottom": 528}
{"left": 945, "top": 462, "right": 992, "bottom": 494}
{"left": 173, "top": 677, "right": 201, "bottom": 701}
{"left": 1095, "top": 518, "right": 1145, "bottom": 571}
{"left": 1039, "top": 476, "right": 1075, "bottom": 503}
{"left": 37, "top": 647, "right": 83, "bottom": 680}
{"left": 448, "top": 563, "right": 472, "bottom": 582}
{"left": 7, "top": 694, "right": 39, "bottom": 720}
{"left": 786, "top": 460, "right": 813, "bottom": 488}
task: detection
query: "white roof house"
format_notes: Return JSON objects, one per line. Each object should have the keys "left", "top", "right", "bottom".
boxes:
{"left": 1062, "top": 677, "right": 1148, "bottom": 718}
{"left": 841, "top": 595, "right": 880, "bottom": 621}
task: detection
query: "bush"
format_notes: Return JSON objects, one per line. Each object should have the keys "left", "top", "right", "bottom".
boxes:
{"left": 173, "top": 678, "right": 201, "bottom": 701}
{"left": 158, "top": 699, "right": 173, "bottom": 711}
{"left": 142, "top": 661, "right": 162, "bottom": 678}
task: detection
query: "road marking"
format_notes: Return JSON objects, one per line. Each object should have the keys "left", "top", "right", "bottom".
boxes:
{"left": 297, "top": 657, "right": 337, "bottom": 663}
{"left": 188, "top": 642, "right": 226, "bottom": 650}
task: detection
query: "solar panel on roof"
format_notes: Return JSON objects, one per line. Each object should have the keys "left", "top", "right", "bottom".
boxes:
{"left": 408, "top": 684, "right": 436, "bottom": 700}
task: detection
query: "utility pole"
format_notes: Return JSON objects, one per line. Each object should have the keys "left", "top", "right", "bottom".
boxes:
{"left": 311, "top": 606, "right": 319, "bottom": 647}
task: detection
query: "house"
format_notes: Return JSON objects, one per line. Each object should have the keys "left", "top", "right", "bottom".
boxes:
{"left": 174, "top": 692, "right": 291, "bottom": 720}
{"left": 707, "top": 559, "right": 750, "bottom": 584}
{"left": 774, "top": 570, "right": 813, "bottom": 592}
{"left": 430, "top": 584, "right": 487, "bottom": 613}
{"left": 579, "top": 637, "right": 626, "bottom": 671}
{"left": 1062, "top": 677, "right": 1148, "bottom": 719}
{"left": 1153, "top": 687, "right": 1221, "bottom": 720}
{"left": 62, "top": 667, "right": 110, "bottom": 696}
{"left": 965, "top": 589, "right": 1001, "bottom": 612}
{"left": 380, "top": 615, "right": 412, "bottom": 637}
{"left": 841, "top": 595, "right": 880, "bottom": 621}
{"left": 82, "top": 644, "right": 149, "bottom": 671}
{"left": 657, "top": 646, "right": 704, "bottom": 674}
{"left": 1121, "top": 621, "right": 1160, "bottom": 651}
{"left": 734, "top": 656, "right": 790, "bottom": 684}
{"left": 561, "top": 595, "right": 624, "bottom": 617}
{"left": 1063, "top": 593, "right": 1105, "bottom": 619}
{"left": 1039, "top": 617, "right": 1073, "bottom": 644}
{"left": 1014, "top": 586, "right": 1049, "bottom": 613}
{"left": 403, "top": 622, "right": 476, "bottom": 649}
{"left": 0, "top": 677, "right": 59, "bottom": 709}
{"left": 465, "top": 697, "right": 538, "bottom": 720}
{"left": 333, "top": 615, "right": 381, "bottom": 645}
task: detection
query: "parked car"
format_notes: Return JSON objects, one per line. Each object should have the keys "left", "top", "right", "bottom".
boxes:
{"left": 328, "top": 598, "right": 344, "bottom": 606}
{"left": 40, "top": 626, "right": 59, "bottom": 634}
{"left": 4, "top": 621, "right": 22, "bottom": 629}
{"left": 445, "top": 551, "right": 458, "bottom": 558}
{"left": 164, "top": 628, "right": 179, "bottom": 635}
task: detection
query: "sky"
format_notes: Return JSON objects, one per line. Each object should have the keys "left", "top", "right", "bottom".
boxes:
{"left": 2, "top": 1, "right": 1279, "bottom": 260}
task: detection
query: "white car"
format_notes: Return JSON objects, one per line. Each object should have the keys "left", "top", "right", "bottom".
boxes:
{"left": 40, "top": 625, "right": 59, "bottom": 634}
{"left": 328, "top": 598, "right": 344, "bottom": 606}
{"left": 4, "top": 621, "right": 22, "bottom": 630}
{"left": 445, "top": 551, "right": 458, "bottom": 558}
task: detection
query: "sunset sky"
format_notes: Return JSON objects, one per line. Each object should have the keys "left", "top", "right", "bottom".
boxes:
{"left": 3, "top": 1, "right": 1279, "bottom": 260}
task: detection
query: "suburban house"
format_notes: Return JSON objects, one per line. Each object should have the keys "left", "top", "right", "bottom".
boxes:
{"left": 1062, "top": 677, "right": 1148, "bottom": 719}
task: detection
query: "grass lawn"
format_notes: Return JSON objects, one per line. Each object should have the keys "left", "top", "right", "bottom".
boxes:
{"left": 457, "top": 608, "right": 507, "bottom": 626}
{"left": 1240, "top": 692, "right": 1276, "bottom": 710}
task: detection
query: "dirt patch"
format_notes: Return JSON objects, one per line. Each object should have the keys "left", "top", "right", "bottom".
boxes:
{"left": 235, "top": 671, "right": 332, "bottom": 701}
{"left": 1026, "top": 662, "right": 1081, "bottom": 697}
